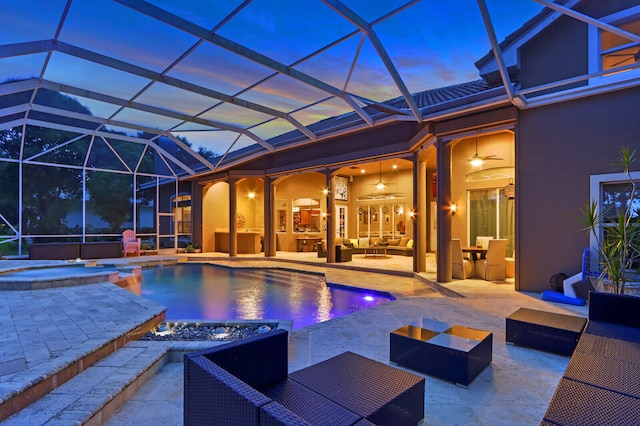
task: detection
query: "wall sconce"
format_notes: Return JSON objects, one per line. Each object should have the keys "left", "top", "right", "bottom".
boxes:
{"left": 409, "top": 210, "right": 415, "bottom": 218}
{"left": 247, "top": 192, "right": 256, "bottom": 199}
{"left": 322, "top": 188, "right": 329, "bottom": 195}
{"left": 321, "top": 211, "right": 327, "bottom": 220}
{"left": 450, "top": 203, "right": 457, "bottom": 215}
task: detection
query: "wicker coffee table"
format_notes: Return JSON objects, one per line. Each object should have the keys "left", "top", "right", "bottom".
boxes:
{"left": 390, "top": 318, "right": 492, "bottom": 387}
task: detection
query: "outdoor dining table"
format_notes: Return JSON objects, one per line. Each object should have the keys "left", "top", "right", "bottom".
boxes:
{"left": 462, "top": 246, "right": 488, "bottom": 260}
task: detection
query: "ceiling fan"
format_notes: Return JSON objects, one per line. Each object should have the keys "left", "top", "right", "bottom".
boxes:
{"left": 609, "top": 48, "right": 640, "bottom": 68}
{"left": 469, "top": 133, "right": 502, "bottom": 167}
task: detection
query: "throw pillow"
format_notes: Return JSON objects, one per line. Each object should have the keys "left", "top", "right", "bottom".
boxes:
{"left": 387, "top": 239, "right": 401, "bottom": 246}
{"left": 399, "top": 237, "right": 410, "bottom": 247}
{"left": 406, "top": 239, "right": 414, "bottom": 248}
{"left": 370, "top": 237, "right": 383, "bottom": 246}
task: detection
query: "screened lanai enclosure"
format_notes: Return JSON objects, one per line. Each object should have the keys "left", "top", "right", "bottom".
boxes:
{"left": 0, "top": 108, "right": 204, "bottom": 255}
{"left": 1, "top": 0, "right": 551, "bottom": 257}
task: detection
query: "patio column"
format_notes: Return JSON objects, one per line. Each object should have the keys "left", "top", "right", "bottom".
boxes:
{"left": 413, "top": 153, "right": 427, "bottom": 273}
{"left": 326, "top": 171, "right": 336, "bottom": 263}
{"left": 436, "top": 138, "right": 453, "bottom": 282}
{"left": 229, "top": 178, "right": 238, "bottom": 257}
{"left": 263, "top": 176, "right": 275, "bottom": 257}
{"left": 191, "top": 180, "right": 203, "bottom": 249}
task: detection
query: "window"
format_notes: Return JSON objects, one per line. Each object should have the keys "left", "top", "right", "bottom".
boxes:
{"left": 601, "top": 18, "right": 640, "bottom": 72}
{"left": 173, "top": 194, "right": 191, "bottom": 234}
{"left": 589, "top": 171, "right": 640, "bottom": 268}
{"left": 591, "top": 8, "right": 640, "bottom": 76}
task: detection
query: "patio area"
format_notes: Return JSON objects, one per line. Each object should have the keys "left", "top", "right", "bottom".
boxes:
{"left": 0, "top": 254, "right": 588, "bottom": 425}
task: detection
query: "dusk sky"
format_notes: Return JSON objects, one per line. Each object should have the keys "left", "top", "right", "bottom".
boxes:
{"left": 1, "top": 0, "right": 545, "bottom": 154}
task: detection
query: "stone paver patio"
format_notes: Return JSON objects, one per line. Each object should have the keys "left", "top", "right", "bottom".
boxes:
{"left": 0, "top": 254, "right": 588, "bottom": 425}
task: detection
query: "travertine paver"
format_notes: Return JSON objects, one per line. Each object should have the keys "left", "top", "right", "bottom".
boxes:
{"left": 1, "top": 255, "right": 590, "bottom": 425}
{"left": 106, "top": 256, "right": 589, "bottom": 426}
{"left": 0, "top": 277, "right": 166, "bottom": 413}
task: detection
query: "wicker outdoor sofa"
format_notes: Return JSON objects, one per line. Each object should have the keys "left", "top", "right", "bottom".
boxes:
{"left": 184, "top": 329, "right": 425, "bottom": 426}
{"left": 542, "top": 291, "right": 640, "bottom": 425}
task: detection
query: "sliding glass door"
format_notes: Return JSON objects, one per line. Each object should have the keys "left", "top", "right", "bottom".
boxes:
{"left": 468, "top": 188, "right": 514, "bottom": 256}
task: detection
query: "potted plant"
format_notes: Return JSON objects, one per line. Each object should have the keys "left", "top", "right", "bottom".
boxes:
{"left": 582, "top": 146, "right": 640, "bottom": 294}
{"left": 193, "top": 242, "right": 201, "bottom": 253}
{"left": 186, "top": 243, "right": 195, "bottom": 253}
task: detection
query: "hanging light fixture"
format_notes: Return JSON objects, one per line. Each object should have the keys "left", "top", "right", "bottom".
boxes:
{"left": 470, "top": 132, "right": 484, "bottom": 167}
{"left": 504, "top": 178, "right": 515, "bottom": 199}
{"left": 375, "top": 161, "right": 385, "bottom": 189}
{"left": 504, "top": 139, "right": 515, "bottom": 199}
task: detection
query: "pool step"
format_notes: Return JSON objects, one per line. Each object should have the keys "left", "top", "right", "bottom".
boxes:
{"left": 236, "top": 268, "right": 326, "bottom": 287}
{"left": 2, "top": 341, "right": 170, "bottom": 426}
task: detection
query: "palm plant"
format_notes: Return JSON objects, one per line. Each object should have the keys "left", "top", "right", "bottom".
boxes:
{"left": 582, "top": 146, "right": 640, "bottom": 294}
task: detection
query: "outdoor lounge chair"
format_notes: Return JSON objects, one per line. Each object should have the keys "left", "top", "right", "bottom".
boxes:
{"left": 121, "top": 229, "right": 141, "bottom": 256}
{"left": 184, "top": 329, "right": 425, "bottom": 426}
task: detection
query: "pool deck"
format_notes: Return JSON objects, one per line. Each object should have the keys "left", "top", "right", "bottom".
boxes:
{"left": 0, "top": 254, "right": 589, "bottom": 425}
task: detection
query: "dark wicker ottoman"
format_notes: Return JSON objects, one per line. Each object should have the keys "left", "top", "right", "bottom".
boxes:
{"left": 390, "top": 318, "right": 492, "bottom": 387}
{"left": 506, "top": 308, "right": 587, "bottom": 356}
{"left": 289, "top": 351, "right": 424, "bottom": 426}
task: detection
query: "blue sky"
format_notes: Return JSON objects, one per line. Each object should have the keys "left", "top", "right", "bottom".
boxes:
{"left": 1, "top": 0, "right": 545, "bottom": 154}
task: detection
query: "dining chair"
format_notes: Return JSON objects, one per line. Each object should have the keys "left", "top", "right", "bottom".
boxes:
{"left": 506, "top": 250, "right": 515, "bottom": 278}
{"left": 476, "top": 239, "right": 507, "bottom": 281}
{"left": 476, "top": 236, "right": 494, "bottom": 249}
{"left": 452, "top": 238, "right": 475, "bottom": 279}
{"left": 122, "top": 229, "right": 141, "bottom": 256}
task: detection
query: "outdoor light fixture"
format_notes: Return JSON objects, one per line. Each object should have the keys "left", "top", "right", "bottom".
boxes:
{"left": 451, "top": 203, "right": 457, "bottom": 214}
{"left": 322, "top": 188, "right": 329, "bottom": 195}
{"left": 471, "top": 156, "right": 483, "bottom": 167}
{"left": 248, "top": 192, "right": 256, "bottom": 199}
{"left": 471, "top": 132, "right": 484, "bottom": 167}
{"left": 375, "top": 161, "right": 388, "bottom": 190}
{"left": 504, "top": 178, "right": 515, "bottom": 200}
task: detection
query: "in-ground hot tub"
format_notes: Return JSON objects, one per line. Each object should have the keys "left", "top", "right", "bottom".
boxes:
{"left": 0, "top": 263, "right": 140, "bottom": 290}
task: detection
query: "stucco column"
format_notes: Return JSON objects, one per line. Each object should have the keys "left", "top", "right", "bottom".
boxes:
{"left": 326, "top": 172, "right": 336, "bottom": 263}
{"left": 191, "top": 180, "right": 203, "bottom": 249}
{"left": 413, "top": 153, "right": 427, "bottom": 273}
{"left": 263, "top": 176, "right": 275, "bottom": 257}
{"left": 229, "top": 178, "right": 237, "bottom": 257}
{"left": 436, "top": 138, "right": 453, "bottom": 282}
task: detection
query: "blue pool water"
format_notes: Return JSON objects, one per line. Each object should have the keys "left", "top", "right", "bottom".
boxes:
{"left": 140, "top": 264, "right": 394, "bottom": 329}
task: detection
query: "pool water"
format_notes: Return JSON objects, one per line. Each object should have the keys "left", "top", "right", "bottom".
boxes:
{"left": 140, "top": 264, "right": 394, "bottom": 329}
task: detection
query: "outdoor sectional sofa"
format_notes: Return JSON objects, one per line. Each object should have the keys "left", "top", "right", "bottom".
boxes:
{"left": 29, "top": 241, "right": 122, "bottom": 260}
{"left": 542, "top": 291, "right": 640, "bottom": 425}
{"left": 317, "top": 236, "right": 414, "bottom": 259}
{"left": 184, "top": 328, "right": 425, "bottom": 426}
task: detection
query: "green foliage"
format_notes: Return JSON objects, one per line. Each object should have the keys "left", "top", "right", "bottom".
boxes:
{"left": 582, "top": 146, "right": 640, "bottom": 294}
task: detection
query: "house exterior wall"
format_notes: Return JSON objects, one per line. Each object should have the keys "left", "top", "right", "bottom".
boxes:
{"left": 519, "top": 14, "right": 588, "bottom": 92}
{"left": 517, "top": 85, "right": 640, "bottom": 292}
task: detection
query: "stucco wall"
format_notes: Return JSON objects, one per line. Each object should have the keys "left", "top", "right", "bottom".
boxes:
{"left": 517, "top": 85, "right": 640, "bottom": 292}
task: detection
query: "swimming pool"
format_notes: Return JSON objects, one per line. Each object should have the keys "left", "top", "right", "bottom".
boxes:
{"left": 140, "top": 264, "right": 394, "bottom": 330}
